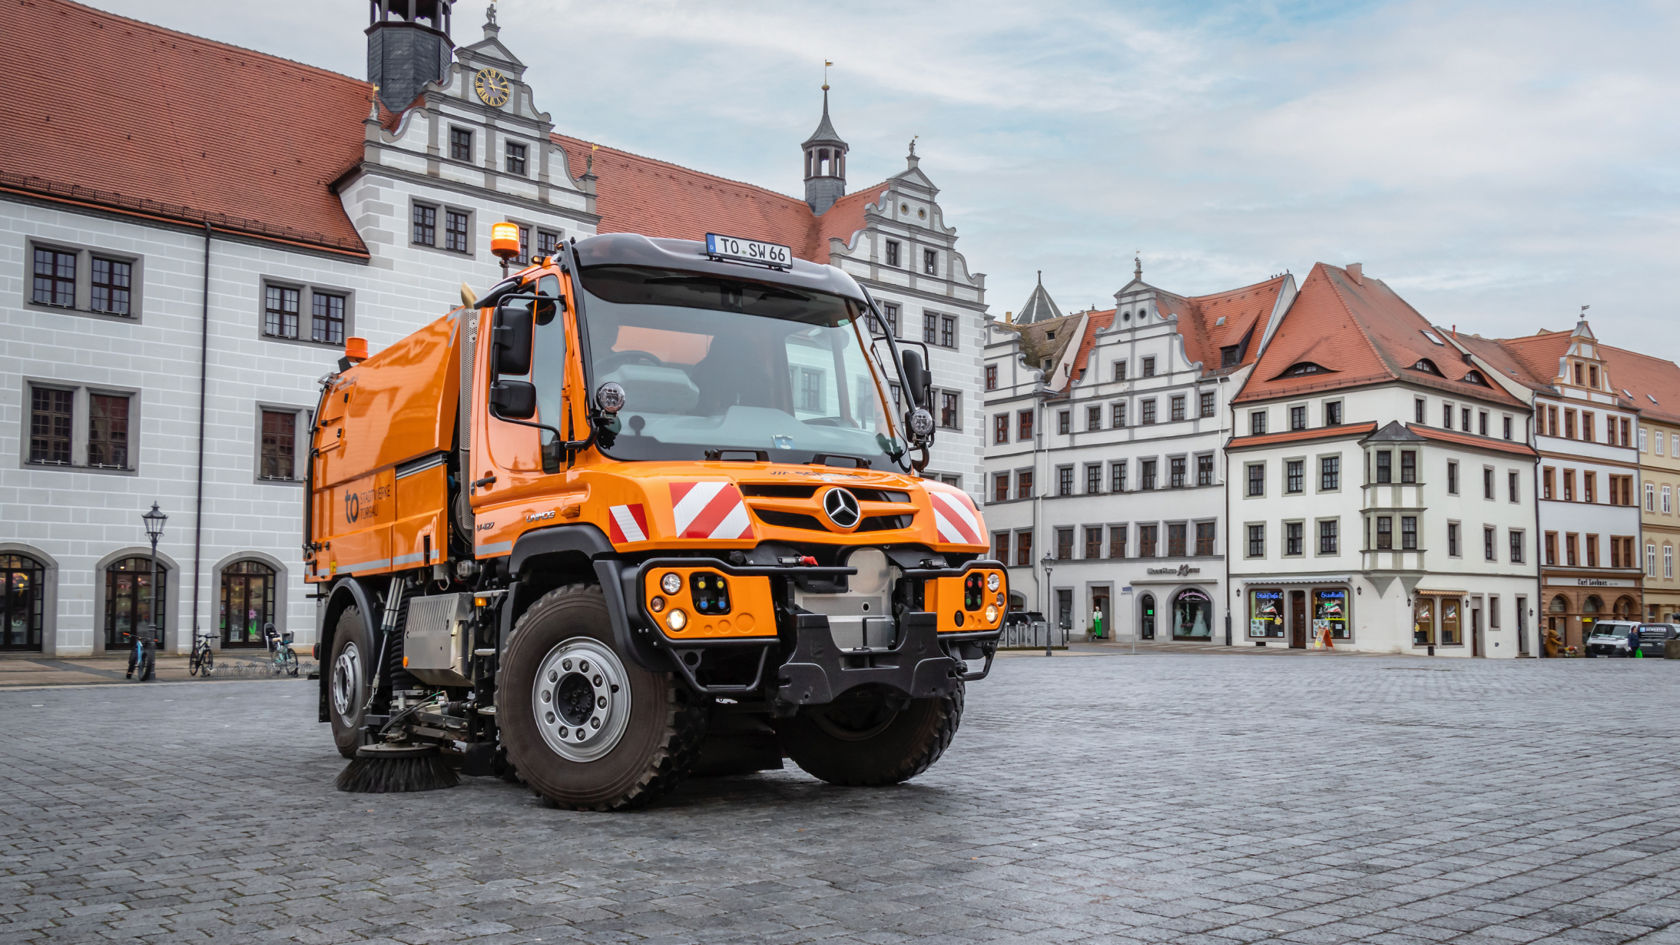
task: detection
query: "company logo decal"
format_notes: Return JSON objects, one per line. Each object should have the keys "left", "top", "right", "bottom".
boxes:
{"left": 669, "top": 482, "right": 754, "bottom": 540}
{"left": 821, "top": 487, "right": 862, "bottom": 530}
{"left": 607, "top": 504, "right": 648, "bottom": 544}
{"left": 930, "top": 491, "right": 983, "bottom": 546}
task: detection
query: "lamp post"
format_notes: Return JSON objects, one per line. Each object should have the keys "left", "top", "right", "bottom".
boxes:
{"left": 142, "top": 503, "right": 167, "bottom": 665}
{"left": 1040, "top": 553, "right": 1055, "bottom": 656}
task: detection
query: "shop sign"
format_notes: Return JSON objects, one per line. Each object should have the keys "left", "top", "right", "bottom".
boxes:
{"left": 1574, "top": 577, "right": 1634, "bottom": 588}
{"left": 1146, "top": 565, "right": 1201, "bottom": 576}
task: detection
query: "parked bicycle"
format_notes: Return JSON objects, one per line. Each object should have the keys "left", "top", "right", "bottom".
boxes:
{"left": 124, "top": 629, "right": 155, "bottom": 681}
{"left": 264, "top": 622, "right": 299, "bottom": 677}
{"left": 188, "top": 632, "right": 216, "bottom": 677}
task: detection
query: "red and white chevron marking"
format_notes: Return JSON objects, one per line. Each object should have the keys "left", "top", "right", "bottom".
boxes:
{"left": 607, "top": 504, "right": 648, "bottom": 544}
{"left": 669, "top": 482, "right": 754, "bottom": 540}
{"left": 930, "top": 491, "right": 984, "bottom": 546}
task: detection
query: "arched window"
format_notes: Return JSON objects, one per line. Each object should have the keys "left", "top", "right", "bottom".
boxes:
{"left": 1613, "top": 595, "right": 1637, "bottom": 618}
{"left": 1411, "top": 358, "right": 1443, "bottom": 376}
{"left": 220, "top": 559, "right": 277, "bottom": 647}
{"left": 105, "top": 556, "right": 167, "bottom": 650}
{"left": 1462, "top": 370, "right": 1489, "bottom": 386}
{"left": 1172, "top": 588, "right": 1212, "bottom": 639}
{"left": 0, "top": 554, "right": 46, "bottom": 651}
{"left": 1138, "top": 593, "right": 1156, "bottom": 640}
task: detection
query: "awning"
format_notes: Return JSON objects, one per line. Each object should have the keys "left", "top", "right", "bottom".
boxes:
{"left": 1238, "top": 575, "right": 1351, "bottom": 586}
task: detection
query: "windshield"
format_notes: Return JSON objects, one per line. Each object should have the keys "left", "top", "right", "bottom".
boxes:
{"left": 577, "top": 265, "right": 905, "bottom": 467}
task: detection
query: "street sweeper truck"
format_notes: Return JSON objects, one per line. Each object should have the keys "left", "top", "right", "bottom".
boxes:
{"left": 305, "top": 228, "right": 1005, "bottom": 809}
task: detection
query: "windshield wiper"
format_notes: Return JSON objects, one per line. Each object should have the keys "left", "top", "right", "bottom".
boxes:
{"left": 810, "top": 453, "right": 872, "bottom": 469}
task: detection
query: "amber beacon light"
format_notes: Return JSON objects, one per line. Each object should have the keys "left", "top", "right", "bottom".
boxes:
{"left": 490, "top": 221, "right": 521, "bottom": 274}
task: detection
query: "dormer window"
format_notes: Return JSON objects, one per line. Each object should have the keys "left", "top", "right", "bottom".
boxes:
{"left": 1411, "top": 358, "right": 1443, "bottom": 376}
{"left": 1278, "top": 361, "right": 1328, "bottom": 378}
{"left": 1462, "top": 370, "right": 1489, "bottom": 387}
{"left": 1220, "top": 345, "right": 1240, "bottom": 367}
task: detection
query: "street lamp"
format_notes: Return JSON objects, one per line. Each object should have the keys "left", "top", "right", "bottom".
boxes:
{"left": 142, "top": 503, "right": 167, "bottom": 665}
{"left": 1040, "top": 553, "right": 1055, "bottom": 656}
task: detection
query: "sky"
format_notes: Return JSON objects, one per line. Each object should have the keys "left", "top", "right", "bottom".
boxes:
{"left": 90, "top": 0, "right": 1680, "bottom": 345}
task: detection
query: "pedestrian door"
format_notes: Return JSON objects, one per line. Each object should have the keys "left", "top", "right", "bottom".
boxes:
{"left": 1289, "top": 590, "right": 1307, "bottom": 648}
{"left": 1091, "top": 588, "right": 1109, "bottom": 639}
{"left": 1139, "top": 593, "right": 1156, "bottom": 639}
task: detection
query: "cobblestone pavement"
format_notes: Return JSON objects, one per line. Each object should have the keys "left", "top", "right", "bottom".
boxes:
{"left": 4, "top": 651, "right": 1679, "bottom": 944}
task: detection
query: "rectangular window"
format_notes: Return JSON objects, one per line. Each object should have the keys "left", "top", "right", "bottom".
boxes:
{"left": 1057, "top": 410, "right": 1071, "bottom": 435}
{"left": 1401, "top": 450, "right": 1417, "bottom": 483}
{"left": 311, "top": 292, "right": 346, "bottom": 345}
{"left": 992, "top": 472, "right": 1008, "bottom": 503}
{"left": 1285, "top": 522, "right": 1303, "bottom": 556}
{"left": 1246, "top": 463, "right": 1265, "bottom": 497}
{"left": 993, "top": 414, "right": 1008, "bottom": 444}
{"left": 412, "top": 203, "right": 437, "bottom": 245}
{"left": 1666, "top": 546, "right": 1674, "bottom": 579}
{"left": 1017, "top": 409, "right": 1033, "bottom": 441}
{"left": 1195, "top": 522, "right": 1216, "bottom": 556}
{"left": 1141, "top": 400, "right": 1157, "bottom": 425}
{"left": 1196, "top": 454, "right": 1214, "bottom": 487}
{"left": 1503, "top": 416, "right": 1513, "bottom": 440}
{"left": 264, "top": 284, "right": 300, "bottom": 339}
{"left": 1014, "top": 530, "right": 1032, "bottom": 567}
{"left": 1320, "top": 456, "right": 1339, "bottom": 491}
{"left": 1582, "top": 411, "right": 1594, "bottom": 442}
{"left": 1170, "top": 395, "right": 1186, "bottom": 422}
{"left": 1141, "top": 357, "right": 1156, "bottom": 377}
{"left": 1247, "top": 524, "right": 1264, "bottom": 558}
{"left": 1285, "top": 459, "right": 1303, "bottom": 494}
{"left": 449, "top": 127, "right": 472, "bottom": 161}
{"left": 1664, "top": 486, "right": 1672, "bottom": 514}
{"left": 1646, "top": 482, "right": 1656, "bottom": 511}
{"left": 1169, "top": 457, "right": 1186, "bottom": 488}
{"left": 1055, "top": 528, "right": 1074, "bottom": 560}
{"left": 31, "top": 247, "right": 76, "bottom": 307}
{"left": 1447, "top": 522, "right": 1460, "bottom": 557}
{"left": 1086, "top": 463, "right": 1101, "bottom": 495}
{"left": 1084, "top": 527, "right": 1103, "bottom": 560}
{"left": 1447, "top": 461, "right": 1459, "bottom": 495}
{"left": 1545, "top": 531, "right": 1557, "bottom": 566}
{"left": 938, "top": 390, "right": 959, "bottom": 430}
{"left": 1112, "top": 402, "right": 1127, "bottom": 427}
{"left": 1375, "top": 451, "right": 1392, "bottom": 483}
{"left": 922, "top": 313, "right": 938, "bottom": 345}
{"left": 1249, "top": 410, "right": 1266, "bottom": 435}
{"left": 1461, "top": 406, "right": 1471, "bottom": 431}
{"left": 1510, "top": 530, "right": 1524, "bottom": 564}
{"left": 1565, "top": 532, "right": 1578, "bottom": 567}
{"left": 1057, "top": 465, "right": 1074, "bottom": 496}
{"left": 940, "top": 314, "right": 956, "bottom": 349}
{"left": 86, "top": 393, "right": 130, "bottom": 469}
{"left": 1199, "top": 390, "right": 1216, "bottom": 418}
{"left": 1109, "top": 525, "right": 1127, "bottom": 559}
{"left": 885, "top": 240, "right": 901, "bottom": 267}
{"left": 1016, "top": 470, "right": 1033, "bottom": 498}
{"left": 993, "top": 532, "right": 1010, "bottom": 562}
{"left": 1564, "top": 409, "right": 1576, "bottom": 439}
{"left": 1483, "top": 467, "right": 1495, "bottom": 500}
{"left": 923, "top": 248, "right": 938, "bottom": 275}
{"left": 1584, "top": 472, "right": 1596, "bottom": 504}
{"left": 1415, "top": 397, "right": 1426, "bottom": 424}
{"left": 984, "top": 365, "right": 997, "bottom": 391}
{"left": 1543, "top": 467, "right": 1555, "bottom": 500}
{"left": 1289, "top": 405, "right": 1306, "bottom": 430}
{"left": 89, "top": 256, "right": 133, "bottom": 316}
{"left": 444, "top": 209, "right": 470, "bottom": 253}
{"left": 1110, "top": 461, "right": 1127, "bottom": 493}
{"left": 537, "top": 229, "right": 561, "bottom": 257}
{"left": 1167, "top": 523, "right": 1187, "bottom": 557}
{"left": 260, "top": 409, "right": 297, "bottom": 480}
{"left": 1661, "top": 432, "right": 1669, "bottom": 456}
{"left": 1401, "top": 516, "right": 1418, "bottom": 551}
{"left": 1484, "top": 526, "right": 1496, "bottom": 561}
{"left": 28, "top": 387, "right": 73, "bottom": 464}
{"left": 1443, "top": 403, "right": 1453, "bottom": 428}
{"left": 1086, "top": 406, "right": 1102, "bottom": 431}
{"left": 1478, "top": 411, "right": 1488, "bottom": 436}
{"left": 1141, "top": 459, "right": 1157, "bottom": 490}
{"left": 1139, "top": 524, "right": 1158, "bottom": 558}
{"left": 1113, "top": 361, "right": 1127, "bottom": 382}
{"left": 505, "top": 141, "right": 528, "bottom": 175}
{"left": 1324, "top": 401, "right": 1343, "bottom": 426}
{"left": 1509, "top": 471, "right": 1520, "bottom": 503}
{"left": 1440, "top": 598, "right": 1462, "bottom": 646}
{"left": 1586, "top": 535, "right": 1599, "bottom": 568}
{"left": 1318, "top": 519, "right": 1338, "bottom": 554}
{"left": 1376, "top": 516, "right": 1393, "bottom": 550}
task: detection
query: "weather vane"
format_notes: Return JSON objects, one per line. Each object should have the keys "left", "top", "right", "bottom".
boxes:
{"left": 823, "top": 59, "right": 832, "bottom": 91}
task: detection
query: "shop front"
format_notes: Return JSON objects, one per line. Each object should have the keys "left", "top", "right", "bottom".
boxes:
{"left": 1244, "top": 578, "right": 1353, "bottom": 648}
{"left": 1536, "top": 574, "right": 1642, "bottom": 653}
{"left": 1133, "top": 565, "right": 1219, "bottom": 643}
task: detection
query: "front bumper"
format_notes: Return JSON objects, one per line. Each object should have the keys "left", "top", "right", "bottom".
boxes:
{"left": 619, "top": 555, "right": 1003, "bottom": 705}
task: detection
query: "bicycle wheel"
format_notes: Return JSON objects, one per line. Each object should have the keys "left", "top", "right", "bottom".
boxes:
{"left": 189, "top": 651, "right": 200, "bottom": 676}
{"left": 202, "top": 649, "right": 214, "bottom": 677}
{"left": 283, "top": 648, "right": 299, "bottom": 677}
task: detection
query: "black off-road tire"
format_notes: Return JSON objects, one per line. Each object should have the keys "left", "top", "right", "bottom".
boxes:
{"left": 498, "top": 584, "right": 707, "bottom": 811}
{"left": 779, "top": 682, "right": 964, "bottom": 787}
{"left": 327, "top": 606, "right": 377, "bottom": 759}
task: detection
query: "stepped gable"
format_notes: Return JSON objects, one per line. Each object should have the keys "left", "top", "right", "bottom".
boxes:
{"left": 1235, "top": 263, "right": 1522, "bottom": 406}
{"left": 0, "top": 0, "right": 375, "bottom": 254}
{"left": 551, "top": 134, "right": 887, "bottom": 264}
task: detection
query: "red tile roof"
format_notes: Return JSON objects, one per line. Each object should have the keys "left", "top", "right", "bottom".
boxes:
{"left": 1225, "top": 421, "right": 1378, "bottom": 451}
{"left": 1234, "top": 264, "right": 1523, "bottom": 407}
{"left": 1066, "top": 309, "right": 1116, "bottom": 388}
{"left": 1156, "top": 276, "right": 1290, "bottom": 374}
{"left": 1410, "top": 425, "right": 1537, "bottom": 458}
{"left": 551, "top": 134, "right": 888, "bottom": 264}
{"left": 0, "top": 0, "right": 374, "bottom": 255}
{"left": 1595, "top": 345, "right": 1680, "bottom": 426}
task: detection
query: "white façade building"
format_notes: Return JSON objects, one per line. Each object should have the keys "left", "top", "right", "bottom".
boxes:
{"left": 982, "top": 261, "right": 1294, "bottom": 641}
{"left": 1226, "top": 263, "right": 1541, "bottom": 657}
{"left": 0, "top": 0, "right": 991, "bottom": 656}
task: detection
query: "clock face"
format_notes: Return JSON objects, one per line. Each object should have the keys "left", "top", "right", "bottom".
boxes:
{"left": 473, "top": 67, "right": 510, "bottom": 108}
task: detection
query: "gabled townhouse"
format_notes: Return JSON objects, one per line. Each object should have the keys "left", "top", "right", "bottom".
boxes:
{"left": 1458, "top": 322, "right": 1645, "bottom": 649}
{"left": 1595, "top": 348, "right": 1680, "bottom": 622}
{"left": 982, "top": 262, "right": 1295, "bottom": 640}
{"left": 1227, "top": 264, "right": 1540, "bottom": 656}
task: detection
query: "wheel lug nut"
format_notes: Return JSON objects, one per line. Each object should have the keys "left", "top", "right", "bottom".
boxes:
{"left": 579, "top": 660, "right": 590, "bottom": 672}
{"left": 596, "top": 696, "right": 606, "bottom": 708}
{"left": 592, "top": 674, "right": 602, "bottom": 686}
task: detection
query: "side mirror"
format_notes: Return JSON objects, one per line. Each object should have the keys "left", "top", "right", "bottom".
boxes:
{"left": 900, "top": 347, "right": 932, "bottom": 409}
{"left": 492, "top": 302, "right": 533, "bottom": 376}
{"left": 489, "top": 379, "right": 537, "bottom": 419}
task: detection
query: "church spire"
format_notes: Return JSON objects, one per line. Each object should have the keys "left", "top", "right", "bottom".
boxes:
{"left": 802, "top": 68, "right": 848, "bottom": 215}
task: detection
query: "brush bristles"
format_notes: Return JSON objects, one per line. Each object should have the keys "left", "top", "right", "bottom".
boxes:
{"left": 335, "top": 750, "right": 460, "bottom": 793}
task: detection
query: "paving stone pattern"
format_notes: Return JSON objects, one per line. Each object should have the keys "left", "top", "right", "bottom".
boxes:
{"left": 3, "top": 652, "right": 1679, "bottom": 944}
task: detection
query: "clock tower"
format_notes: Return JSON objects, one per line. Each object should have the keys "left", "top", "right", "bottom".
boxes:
{"left": 366, "top": 0, "right": 455, "bottom": 113}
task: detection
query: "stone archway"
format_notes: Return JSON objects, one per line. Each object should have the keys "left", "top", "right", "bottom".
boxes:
{"left": 1613, "top": 595, "right": 1638, "bottom": 619}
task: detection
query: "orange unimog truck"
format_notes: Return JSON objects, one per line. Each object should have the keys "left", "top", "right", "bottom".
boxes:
{"left": 305, "top": 230, "right": 1005, "bottom": 810}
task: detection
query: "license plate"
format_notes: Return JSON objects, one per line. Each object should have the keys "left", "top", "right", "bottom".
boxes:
{"left": 705, "top": 233, "right": 792, "bottom": 268}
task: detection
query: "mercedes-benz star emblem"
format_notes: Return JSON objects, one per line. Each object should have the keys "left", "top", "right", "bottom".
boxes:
{"left": 821, "top": 487, "right": 862, "bottom": 531}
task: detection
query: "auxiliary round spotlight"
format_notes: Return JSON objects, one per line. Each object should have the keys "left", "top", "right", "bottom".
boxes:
{"left": 660, "top": 572, "right": 682, "bottom": 595}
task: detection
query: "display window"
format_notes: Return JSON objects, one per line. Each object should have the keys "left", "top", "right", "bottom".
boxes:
{"left": 1249, "top": 588, "right": 1284, "bottom": 638}
{"left": 1441, "top": 598, "right": 1462, "bottom": 645}
{"left": 1313, "top": 588, "right": 1349, "bottom": 640}
{"left": 1413, "top": 597, "right": 1435, "bottom": 645}
{"left": 1173, "top": 588, "right": 1213, "bottom": 639}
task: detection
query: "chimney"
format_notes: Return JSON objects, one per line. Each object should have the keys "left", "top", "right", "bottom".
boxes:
{"left": 1452, "top": 324, "right": 1458, "bottom": 339}
{"left": 1005, "top": 311, "right": 1013, "bottom": 324}
{"left": 1346, "top": 263, "right": 1363, "bottom": 285}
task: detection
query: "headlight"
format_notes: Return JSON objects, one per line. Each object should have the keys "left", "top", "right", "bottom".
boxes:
{"left": 650, "top": 596, "right": 666, "bottom": 613}
{"left": 660, "top": 572, "right": 682, "bottom": 595}
{"left": 986, "top": 573, "right": 1001, "bottom": 592}
{"left": 667, "top": 609, "right": 687, "bottom": 631}
{"left": 984, "top": 605, "right": 998, "bottom": 622}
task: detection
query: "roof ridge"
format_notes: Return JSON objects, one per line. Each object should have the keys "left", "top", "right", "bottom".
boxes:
{"left": 1187, "top": 274, "right": 1288, "bottom": 302}
{"left": 551, "top": 132, "right": 887, "bottom": 208}
{"left": 45, "top": 0, "right": 365, "bottom": 88}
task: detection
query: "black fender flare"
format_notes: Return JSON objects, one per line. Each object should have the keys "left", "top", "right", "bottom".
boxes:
{"left": 315, "top": 577, "right": 380, "bottom": 723}
{"left": 504, "top": 524, "right": 670, "bottom": 672}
